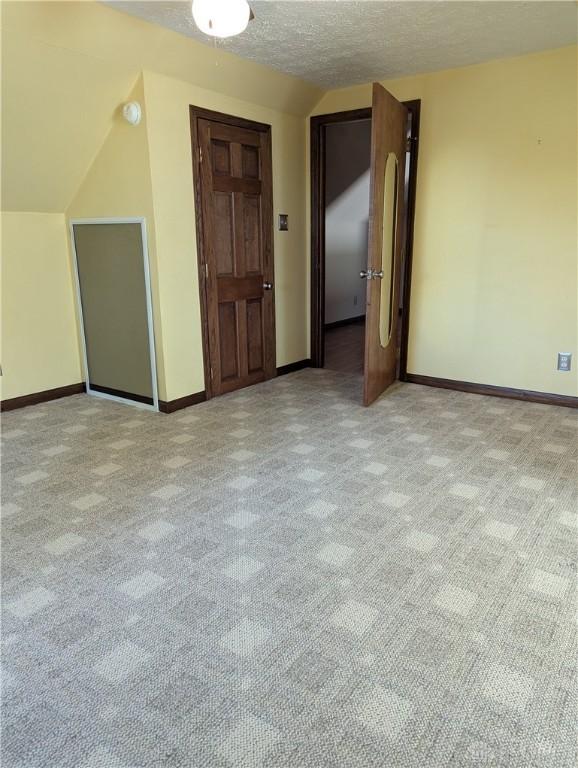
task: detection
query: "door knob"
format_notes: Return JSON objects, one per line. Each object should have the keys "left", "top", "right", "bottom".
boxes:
{"left": 263, "top": 282, "right": 273, "bottom": 290}
{"left": 360, "top": 269, "right": 384, "bottom": 280}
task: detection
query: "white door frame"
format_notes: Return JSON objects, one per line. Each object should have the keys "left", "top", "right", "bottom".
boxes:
{"left": 69, "top": 217, "right": 159, "bottom": 412}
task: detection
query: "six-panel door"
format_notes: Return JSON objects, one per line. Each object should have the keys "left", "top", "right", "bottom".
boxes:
{"left": 197, "top": 117, "right": 275, "bottom": 397}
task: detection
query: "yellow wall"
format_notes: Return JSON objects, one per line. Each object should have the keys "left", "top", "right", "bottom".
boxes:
{"left": 1, "top": 213, "right": 82, "bottom": 399}
{"left": 69, "top": 67, "right": 311, "bottom": 402}
{"left": 1, "top": 3, "right": 137, "bottom": 213}
{"left": 1, "top": 0, "right": 321, "bottom": 213}
{"left": 310, "top": 46, "right": 578, "bottom": 397}
{"left": 67, "top": 75, "right": 168, "bottom": 399}
{"left": 144, "top": 71, "right": 309, "bottom": 400}
{"left": 2, "top": 1, "right": 319, "bottom": 402}
{"left": 2, "top": 0, "right": 576, "bottom": 403}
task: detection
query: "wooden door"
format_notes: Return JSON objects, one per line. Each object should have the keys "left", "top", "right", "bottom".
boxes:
{"left": 363, "top": 84, "right": 408, "bottom": 406}
{"left": 194, "top": 114, "right": 275, "bottom": 397}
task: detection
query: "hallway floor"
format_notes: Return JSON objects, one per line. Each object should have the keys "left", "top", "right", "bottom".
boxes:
{"left": 2, "top": 369, "right": 577, "bottom": 767}
{"left": 324, "top": 319, "right": 365, "bottom": 374}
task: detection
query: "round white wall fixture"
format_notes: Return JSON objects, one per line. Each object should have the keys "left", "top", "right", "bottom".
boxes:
{"left": 122, "top": 101, "right": 142, "bottom": 126}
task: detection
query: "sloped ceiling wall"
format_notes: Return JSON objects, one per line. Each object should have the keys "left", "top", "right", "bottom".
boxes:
{"left": 1, "top": 5, "right": 137, "bottom": 212}
{"left": 1, "top": 1, "right": 323, "bottom": 213}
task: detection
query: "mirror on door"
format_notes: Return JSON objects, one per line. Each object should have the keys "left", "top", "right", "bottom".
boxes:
{"left": 379, "top": 152, "right": 399, "bottom": 349}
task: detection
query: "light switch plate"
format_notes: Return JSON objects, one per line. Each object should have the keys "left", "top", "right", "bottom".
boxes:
{"left": 557, "top": 352, "right": 572, "bottom": 372}
{"left": 278, "top": 214, "right": 288, "bottom": 231}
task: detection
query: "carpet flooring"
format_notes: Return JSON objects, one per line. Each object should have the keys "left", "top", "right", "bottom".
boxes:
{"left": 2, "top": 369, "right": 577, "bottom": 768}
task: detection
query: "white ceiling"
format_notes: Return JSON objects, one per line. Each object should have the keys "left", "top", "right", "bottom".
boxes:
{"left": 107, "top": 1, "right": 577, "bottom": 89}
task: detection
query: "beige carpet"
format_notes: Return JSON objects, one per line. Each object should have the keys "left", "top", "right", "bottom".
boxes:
{"left": 2, "top": 369, "right": 577, "bottom": 767}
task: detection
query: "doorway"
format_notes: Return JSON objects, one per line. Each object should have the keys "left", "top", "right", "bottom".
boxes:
{"left": 324, "top": 117, "right": 371, "bottom": 375}
{"left": 310, "top": 99, "right": 421, "bottom": 387}
{"left": 190, "top": 107, "right": 276, "bottom": 400}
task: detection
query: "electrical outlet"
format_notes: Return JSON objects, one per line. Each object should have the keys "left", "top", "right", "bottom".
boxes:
{"left": 353, "top": 295, "right": 358, "bottom": 306}
{"left": 557, "top": 352, "right": 572, "bottom": 372}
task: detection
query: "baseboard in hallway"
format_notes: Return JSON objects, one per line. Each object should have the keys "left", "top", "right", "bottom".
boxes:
{"left": 324, "top": 315, "right": 365, "bottom": 330}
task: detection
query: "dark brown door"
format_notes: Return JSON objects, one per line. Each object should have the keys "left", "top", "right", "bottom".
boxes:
{"left": 363, "top": 84, "right": 408, "bottom": 406}
{"left": 194, "top": 114, "right": 275, "bottom": 397}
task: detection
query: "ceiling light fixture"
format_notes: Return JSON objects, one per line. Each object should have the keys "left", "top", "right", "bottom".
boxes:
{"left": 192, "top": 0, "right": 251, "bottom": 39}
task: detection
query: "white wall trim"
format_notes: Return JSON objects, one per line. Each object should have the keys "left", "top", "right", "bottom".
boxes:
{"left": 69, "top": 216, "right": 159, "bottom": 412}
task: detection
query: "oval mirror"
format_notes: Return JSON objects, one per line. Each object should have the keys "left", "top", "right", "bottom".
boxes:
{"left": 379, "top": 152, "right": 398, "bottom": 348}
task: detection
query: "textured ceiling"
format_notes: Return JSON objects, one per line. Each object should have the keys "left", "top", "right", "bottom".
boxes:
{"left": 106, "top": 1, "right": 578, "bottom": 89}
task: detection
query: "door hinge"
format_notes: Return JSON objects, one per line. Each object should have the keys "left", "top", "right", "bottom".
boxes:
{"left": 209, "top": 366, "right": 214, "bottom": 380}
{"left": 204, "top": 263, "right": 209, "bottom": 280}
{"left": 199, "top": 146, "right": 203, "bottom": 163}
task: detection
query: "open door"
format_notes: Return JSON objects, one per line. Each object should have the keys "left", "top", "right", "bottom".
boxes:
{"left": 362, "top": 83, "right": 408, "bottom": 405}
